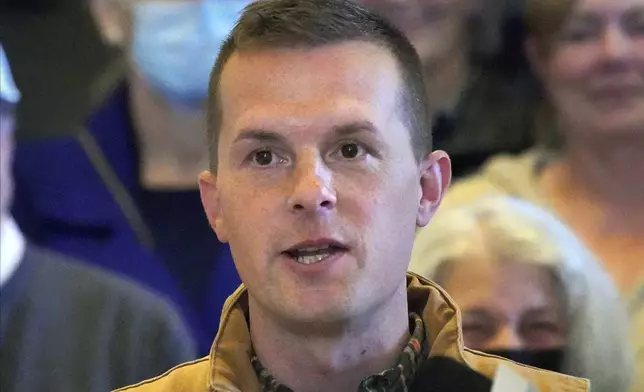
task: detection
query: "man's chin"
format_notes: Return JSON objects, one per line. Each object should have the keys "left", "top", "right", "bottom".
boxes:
{"left": 282, "top": 297, "right": 354, "bottom": 321}
{"left": 276, "top": 307, "right": 359, "bottom": 335}
{"left": 268, "top": 293, "right": 357, "bottom": 324}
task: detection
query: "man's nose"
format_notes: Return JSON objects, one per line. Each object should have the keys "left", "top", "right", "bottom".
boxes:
{"left": 487, "top": 325, "right": 524, "bottom": 351}
{"left": 287, "top": 152, "right": 337, "bottom": 214}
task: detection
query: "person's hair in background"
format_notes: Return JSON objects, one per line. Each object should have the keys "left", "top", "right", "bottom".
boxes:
{"left": 524, "top": 0, "right": 577, "bottom": 52}
{"left": 409, "top": 196, "right": 633, "bottom": 392}
{"left": 207, "top": 0, "right": 432, "bottom": 171}
{"left": 356, "top": 0, "right": 544, "bottom": 177}
{"left": 447, "top": 0, "right": 552, "bottom": 175}
{"left": 448, "top": 0, "right": 542, "bottom": 167}
{"left": 523, "top": 0, "right": 579, "bottom": 149}
{"left": 355, "top": 0, "right": 484, "bottom": 111}
{"left": 354, "top": 0, "right": 516, "bottom": 109}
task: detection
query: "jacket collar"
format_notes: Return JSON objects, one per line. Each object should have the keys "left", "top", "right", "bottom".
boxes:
{"left": 205, "top": 273, "right": 470, "bottom": 391}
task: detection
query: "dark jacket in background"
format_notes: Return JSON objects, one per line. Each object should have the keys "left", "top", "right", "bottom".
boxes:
{"left": 11, "top": 82, "right": 241, "bottom": 356}
{"left": 0, "top": 244, "right": 197, "bottom": 392}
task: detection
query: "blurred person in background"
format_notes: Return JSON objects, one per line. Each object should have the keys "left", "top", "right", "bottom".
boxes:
{"left": 409, "top": 196, "right": 633, "bottom": 392}
{"left": 358, "top": 0, "right": 539, "bottom": 177}
{"left": 10, "top": 0, "right": 253, "bottom": 355}
{"left": 0, "top": 44, "right": 196, "bottom": 392}
{"left": 416, "top": 0, "right": 644, "bottom": 388}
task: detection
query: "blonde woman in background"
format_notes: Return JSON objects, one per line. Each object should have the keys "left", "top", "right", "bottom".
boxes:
{"left": 414, "top": 0, "right": 644, "bottom": 387}
{"left": 410, "top": 196, "right": 633, "bottom": 392}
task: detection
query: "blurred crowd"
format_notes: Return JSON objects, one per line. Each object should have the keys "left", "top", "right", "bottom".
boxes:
{"left": 0, "top": 0, "right": 642, "bottom": 391}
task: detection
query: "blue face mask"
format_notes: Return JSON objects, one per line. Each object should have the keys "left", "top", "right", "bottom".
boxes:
{"left": 132, "top": 0, "right": 251, "bottom": 108}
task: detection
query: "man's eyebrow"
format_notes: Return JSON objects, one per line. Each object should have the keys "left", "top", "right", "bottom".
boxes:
{"left": 332, "top": 121, "right": 377, "bottom": 137}
{"left": 233, "top": 121, "right": 376, "bottom": 143}
{"left": 232, "top": 129, "right": 288, "bottom": 145}
{"left": 232, "top": 121, "right": 377, "bottom": 144}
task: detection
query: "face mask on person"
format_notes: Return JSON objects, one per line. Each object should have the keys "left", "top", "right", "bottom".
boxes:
{"left": 131, "top": 0, "right": 250, "bottom": 108}
{"left": 486, "top": 348, "right": 566, "bottom": 372}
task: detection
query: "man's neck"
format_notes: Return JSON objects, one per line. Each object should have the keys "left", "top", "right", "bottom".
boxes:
{"left": 249, "top": 283, "right": 411, "bottom": 392}
{"left": 423, "top": 49, "right": 469, "bottom": 114}
{"left": 128, "top": 75, "right": 210, "bottom": 190}
{"left": 550, "top": 130, "right": 644, "bottom": 231}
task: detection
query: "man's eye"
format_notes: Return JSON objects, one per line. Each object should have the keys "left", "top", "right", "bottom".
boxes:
{"left": 250, "top": 150, "right": 286, "bottom": 167}
{"left": 253, "top": 150, "right": 273, "bottom": 166}
{"left": 336, "top": 142, "right": 366, "bottom": 160}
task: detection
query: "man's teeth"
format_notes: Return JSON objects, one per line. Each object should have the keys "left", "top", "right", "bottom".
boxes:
{"left": 290, "top": 246, "right": 339, "bottom": 264}
{"left": 295, "top": 253, "right": 332, "bottom": 264}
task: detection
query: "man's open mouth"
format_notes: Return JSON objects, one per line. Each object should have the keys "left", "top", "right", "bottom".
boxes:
{"left": 283, "top": 244, "right": 348, "bottom": 265}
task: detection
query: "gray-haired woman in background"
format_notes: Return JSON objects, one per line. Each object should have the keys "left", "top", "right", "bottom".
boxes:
{"left": 419, "top": 0, "right": 644, "bottom": 387}
{"left": 410, "top": 196, "right": 633, "bottom": 392}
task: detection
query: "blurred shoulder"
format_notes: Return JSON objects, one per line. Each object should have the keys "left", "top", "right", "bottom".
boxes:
{"left": 443, "top": 150, "right": 544, "bottom": 208}
{"left": 27, "top": 245, "right": 187, "bottom": 330}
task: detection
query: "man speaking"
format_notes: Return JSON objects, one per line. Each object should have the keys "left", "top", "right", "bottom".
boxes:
{"left": 117, "top": 0, "right": 589, "bottom": 391}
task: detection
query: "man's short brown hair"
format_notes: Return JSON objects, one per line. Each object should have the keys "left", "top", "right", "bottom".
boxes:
{"left": 206, "top": 0, "right": 432, "bottom": 171}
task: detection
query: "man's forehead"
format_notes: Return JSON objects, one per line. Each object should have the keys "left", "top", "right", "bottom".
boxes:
{"left": 217, "top": 41, "right": 404, "bottom": 134}
{"left": 225, "top": 101, "right": 385, "bottom": 139}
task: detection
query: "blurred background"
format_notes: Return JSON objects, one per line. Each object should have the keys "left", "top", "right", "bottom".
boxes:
{"left": 0, "top": 0, "right": 642, "bottom": 391}
{"left": 0, "top": 0, "right": 118, "bottom": 139}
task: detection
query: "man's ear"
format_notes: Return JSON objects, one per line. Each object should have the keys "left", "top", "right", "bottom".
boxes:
{"left": 417, "top": 150, "right": 451, "bottom": 228}
{"left": 89, "top": 0, "right": 129, "bottom": 47}
{"left": 199, "top": 170, "right": 229, "bottom": 243}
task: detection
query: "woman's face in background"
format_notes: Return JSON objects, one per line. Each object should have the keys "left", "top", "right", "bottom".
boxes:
{"left": 358, "top": 0, "right": 473, "bottom": 66}
{"left": 533, "top": 0, "right": 644, "bottom": 137}
{"left": 440, "top": 255, "right": 567, "bottom": 370}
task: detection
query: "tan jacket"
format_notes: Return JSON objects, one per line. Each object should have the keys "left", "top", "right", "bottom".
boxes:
{"left": 115, "top": 273, "right": 589, "bottom": 392}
